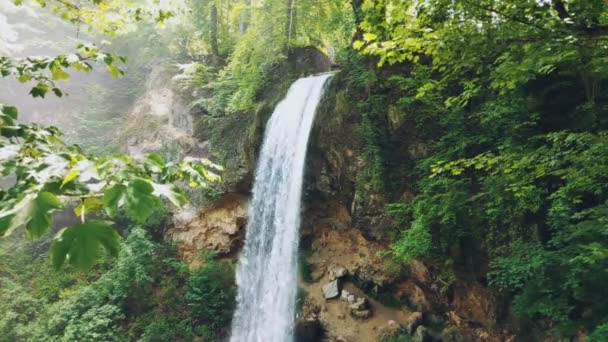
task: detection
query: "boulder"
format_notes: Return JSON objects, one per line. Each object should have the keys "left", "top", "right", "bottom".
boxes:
{"left": 350, "top": 309, "right": 372, "bottom": 319}
{"left": 323, "top": 280, "right": 340, "bottom": 299}
{"left": 348, "top": 297, "right": 368, "bottom": 311}
{"left": 329, "top": 265, "right": 348, "bottom": 281}
{"left": 348, "top": 297, "right": 372, "bottom": 320}
{"left": 339, "top": 289, "right": 356, "bottom": 304}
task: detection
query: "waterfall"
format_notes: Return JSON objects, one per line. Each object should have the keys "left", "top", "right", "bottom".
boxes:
{"left": 230, "top": 73, "right": 333, "bottom": 342}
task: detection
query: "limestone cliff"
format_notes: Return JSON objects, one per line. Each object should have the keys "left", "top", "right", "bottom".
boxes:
{"left": 120, "top": 65, "right": 206, "bottom": 159}
{"left": 169, "top": 193, "right": 248, "bottom": 262}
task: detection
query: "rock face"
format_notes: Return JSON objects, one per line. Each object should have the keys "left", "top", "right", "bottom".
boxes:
{"left": 168, "top": 193, "right": 248, "bottom": 261}
{"left": 120, "top": 65, "right": 205, "bottom": 159}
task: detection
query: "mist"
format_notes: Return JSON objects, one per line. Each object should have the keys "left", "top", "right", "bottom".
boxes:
{"left": 0, "top": 1, "right": 186, "bottom": 154}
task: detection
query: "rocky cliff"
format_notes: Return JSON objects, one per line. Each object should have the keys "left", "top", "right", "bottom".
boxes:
{"left": 166, "top": 48, "right": 521, "bottom": 342}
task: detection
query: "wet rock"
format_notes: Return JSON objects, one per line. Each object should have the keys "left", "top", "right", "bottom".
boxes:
{"left": 323, "top": 280, "right": 340, "bottom": 299}
{"left": 349, "top": 297, "right": 368, "bottom": 311}
{"left": 405, "top": 312, "right": 424, "bottom": 334}
{"left": 413, "top": 325, "right": 430, "bottom": 342}
{"left": 340, "top": 289, "right": 351, "bottom": 301}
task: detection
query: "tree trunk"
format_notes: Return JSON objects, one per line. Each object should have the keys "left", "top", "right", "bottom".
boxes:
{"left": 210, "top": 4, "right": 219, "bottom": 56}
{"left": 286, "top": 0, "right": 296, "bottom": 42}
{"left": 283, "top": 0, "right": 297, "bottom": 50}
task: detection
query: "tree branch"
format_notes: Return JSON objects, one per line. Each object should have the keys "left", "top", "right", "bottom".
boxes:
{"left": 463, "top": 0, "right": 550, "bottom": 32}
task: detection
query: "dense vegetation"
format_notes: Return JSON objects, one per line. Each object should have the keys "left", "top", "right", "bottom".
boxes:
{"left": 0, "top": 211, "right": 237, "bottom": 341}
{"left": 2, "top": 0, "right": 608, "bottom": 340}
{"left": 355, "top": 0, "right": 608, "bottom": 338}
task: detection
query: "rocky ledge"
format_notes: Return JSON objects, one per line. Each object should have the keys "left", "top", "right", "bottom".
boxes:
{"left": 168, "top": 193, "right": 248, "bottom": 262}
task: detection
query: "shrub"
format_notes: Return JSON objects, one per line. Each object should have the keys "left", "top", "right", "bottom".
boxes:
{"left": 186, "top": 256, "right": 237, "bottom": 340}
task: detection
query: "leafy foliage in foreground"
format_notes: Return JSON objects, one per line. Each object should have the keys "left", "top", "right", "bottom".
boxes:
{"left": 15, "top": 0, "right": 175, "bottom": 35}
{"left": 0, "top": 104, "right": 219, "bottom": 270}
{"left": 0, "top": 223, "right": 237, "bottom": 341}
{"left": 0, "top": 43, "right": 126, "bottom": 98}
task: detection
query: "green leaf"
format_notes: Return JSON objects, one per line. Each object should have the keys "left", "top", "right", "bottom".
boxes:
{"left": 363, "top": 33, "right": 377, "bottom": 42}
{"left": 0, "top": 105, "right": 18, "bottom": 125}
{"left": 0, "top": 191, "right": 61, "bottom": 238}
{"left": 17, "top": 74, "right": 31, "bottom": 83}
{"left": 103, "top": 184, "right": 126, "bottom": 217}
{"left": 125, "top": 178, "right": 158, "bottom": 223}
{"left": 146, "top": 153, "right": 165, "bottom": 173}
{"left": 106, "top": 64, "right": 123, "bottom": 78}
{"left": 1, "top": 105, "right": 18, "bottom": 120}
{"left": 52, "top": 88, "right": 63, "bottom": 97}
{"left": 50, "top": 220, "right": 121, "bottom": 271}
{"left": 25, "top": 191, "right": 63, "bottom": 239}
{"left": 74, "top": 197, "right": 104, "bottom": 218}
{"left": 62, "top": 169, "right": 79, "bottom": 187}
{"left": 152, "top": 182, "right": 187, "bottom": 208}
{"left": 147, "top": 153, "right": 165, "bottom": 168}
{"left": 0, "top": 193, "right": 37, "bottom": 237}
{"left": 0, "top": 214, "right": 16, "bottom": 236}
{"left": 26, "top": 210, "right": 53, "bottom": 238}
{"left": 50, "top": 65, "right": 69, "bottom": 81}
{"left": 30, "top": 84, "right": 51, "bottom": 98}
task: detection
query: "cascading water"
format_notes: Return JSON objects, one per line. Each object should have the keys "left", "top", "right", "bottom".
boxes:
{"left": 230, "top": 73, "right": 333, "bottom": 342}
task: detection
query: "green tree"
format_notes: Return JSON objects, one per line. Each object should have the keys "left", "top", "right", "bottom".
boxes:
{"left": 354, "top": 0, "right": 608, "bottom": 337}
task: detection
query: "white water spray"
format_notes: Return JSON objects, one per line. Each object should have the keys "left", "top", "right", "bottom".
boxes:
{"left": 230, "top": 73, "right": 333, "bottom": 342}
